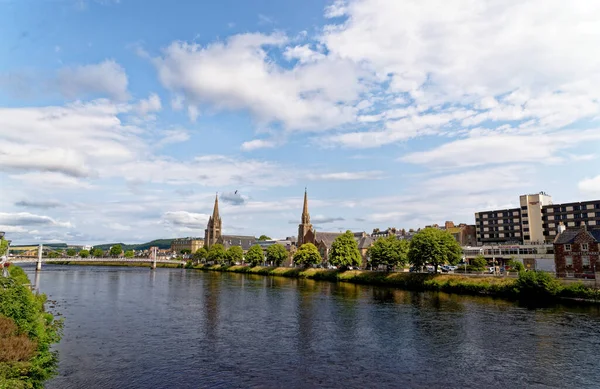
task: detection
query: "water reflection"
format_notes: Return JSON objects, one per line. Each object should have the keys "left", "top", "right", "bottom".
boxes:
{"left": 19, "top": 265, "right": 600, "bottom": 389}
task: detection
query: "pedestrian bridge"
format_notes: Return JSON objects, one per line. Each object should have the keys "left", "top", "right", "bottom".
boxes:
{"left": 8, "top": 257, "right": 185, "bottom": 269}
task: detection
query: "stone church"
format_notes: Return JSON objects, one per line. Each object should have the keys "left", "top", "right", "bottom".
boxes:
{"left": 297, "top": 189, "right": 372, "bottom": 263}
{"left": 204, "top": 194, "right": 256, "bottom": 252}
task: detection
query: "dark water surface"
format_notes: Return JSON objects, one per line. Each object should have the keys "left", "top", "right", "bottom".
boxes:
{"left": 23, "top": 265, "right": 600, "bottom": 389}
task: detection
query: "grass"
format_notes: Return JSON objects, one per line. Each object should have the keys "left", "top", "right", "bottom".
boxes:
{"left": 192, "top": 264, "right": 600, "bottom": 303}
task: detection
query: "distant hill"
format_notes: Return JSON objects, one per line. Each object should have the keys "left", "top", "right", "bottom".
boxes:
{"left": 93, "top": 239, "right": 175, "bottom": 251}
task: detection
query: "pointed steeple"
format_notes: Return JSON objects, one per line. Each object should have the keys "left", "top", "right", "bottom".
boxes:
{"left": 212, "top": 193, "right": 220, "bottom": 220}
{"left": 302, "top": 187, "right": 310, "bottom": 224}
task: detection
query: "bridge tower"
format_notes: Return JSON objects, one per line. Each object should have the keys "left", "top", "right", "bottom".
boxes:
{"left": 36, "top": 244, "right": 43, "bottom": 271}
{"left": 152, "top": 246, "right": 157, "bottom": 270}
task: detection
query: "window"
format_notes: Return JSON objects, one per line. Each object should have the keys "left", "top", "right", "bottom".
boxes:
{"left": 565, "top": 244, "right": 571, "bottom": 251}
{"left": 582, "top": 243, "right": 589, "bottom": 251}
{"left": 565, "top": 256, "right": 573, "bottom": 266}
{"left": 582, "top": 256, "right": 590, "bottom": 267}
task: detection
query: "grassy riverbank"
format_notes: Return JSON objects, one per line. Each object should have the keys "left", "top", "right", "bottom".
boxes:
{"left": 46, "top": 261, "right": 183, "bottom": 268}
{"left": 0, "top": 266, "right": 62, "bottom": 389}
{"left": 193, "top": 264, "right": 600, "bottom": 302}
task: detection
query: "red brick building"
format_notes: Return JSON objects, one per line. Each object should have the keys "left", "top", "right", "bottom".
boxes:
{"left": 553, "top": 224, "right": 600, "bottom": 278}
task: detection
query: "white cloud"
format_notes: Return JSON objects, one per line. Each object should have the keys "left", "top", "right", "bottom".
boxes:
{"left": 307, "top": 171, "right": 383, "bottom": 180}
{"left": 241, "top": 139, "right": 278, "bottom": 151}
{"left": 401, "top": 130, "right": 600, "bottom": 168}
{"left": 156, "top": 129, "right": 190, "bottom": 147}
{"left": 56, "top": 60, "right": 129, "bottom": 101}
{"left": 153, "top": 32, "right": 364, "bottom": 130}
{"left": 136, "top": 93, "right": 162, "bottom": 115}
{"left": 579, "top": 175, "right": 600, "bottom": 196}
{"left": 163, "top": 211, "right": 209, "bottom": 229}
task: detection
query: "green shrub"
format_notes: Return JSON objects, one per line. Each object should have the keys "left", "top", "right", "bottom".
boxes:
{"left": 514, "top": 271, "right": 561, "bottom": 298}
{"left": 0, "top": 266, "right": 62, "bottom": 388}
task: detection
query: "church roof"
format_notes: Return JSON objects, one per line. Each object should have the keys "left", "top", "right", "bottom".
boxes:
{"left": 221, "top": 235, "right": 257, "bottom": 250}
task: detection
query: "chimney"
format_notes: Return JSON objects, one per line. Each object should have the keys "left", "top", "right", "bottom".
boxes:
{"left": 557, "top": 222, "right": 566, "bottom": 234}
{"left": 581, "top": 222, "right": 587, "bottom": 232}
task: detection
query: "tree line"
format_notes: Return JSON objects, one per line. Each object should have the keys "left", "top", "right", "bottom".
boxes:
{"left": 191, "top": 227, "right": 464, "bottom": 271}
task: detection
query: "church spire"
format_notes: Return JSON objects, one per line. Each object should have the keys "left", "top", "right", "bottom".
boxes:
{"left": 302, "top": 187, "right": 310, "bottom": 224}
{"left": 212, "top": 193, "right": 220, "bottom": 220}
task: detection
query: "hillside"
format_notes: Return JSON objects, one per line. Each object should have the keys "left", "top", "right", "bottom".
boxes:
{"left": 92, "top": 239, "right": 175, "bottom": 251}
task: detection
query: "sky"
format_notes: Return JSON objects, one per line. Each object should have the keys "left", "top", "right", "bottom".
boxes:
{"left": 1, "top": 0, "right": 600, "bottom": 245}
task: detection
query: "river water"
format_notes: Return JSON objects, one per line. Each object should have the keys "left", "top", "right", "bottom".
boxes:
{"left": 22, "top": 265, "right": 600, "bottom": 389}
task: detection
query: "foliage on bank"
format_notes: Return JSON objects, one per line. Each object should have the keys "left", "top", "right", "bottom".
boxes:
{"left": 192, "top": 264, "right": 600, "bottom": 302}
{"left": 0, "top": 266, "right": 62, "bottom": 389}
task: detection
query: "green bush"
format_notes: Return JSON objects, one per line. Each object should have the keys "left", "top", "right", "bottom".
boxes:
{"left": 0, "top": 266, "right": 62, "bottom": 388}
{"left": 514, "top": 271, "right": 562, "bottom": 298}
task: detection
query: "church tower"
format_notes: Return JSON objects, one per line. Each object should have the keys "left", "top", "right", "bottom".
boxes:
{"left": 204, "top": 194, "right": 222, "bottom": 249}
{"left": 297, "top": 189, "right": 313, "bottom": 246}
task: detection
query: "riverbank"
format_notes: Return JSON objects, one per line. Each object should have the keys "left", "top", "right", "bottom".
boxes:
{"left": 46, "top": 261, "right": 183, "bottom": 268}
{"left": 192, "top": 264, "right": 600, "bottom": 303}
{"left": 0, "top": 266, "right": 62, "bottom": 389}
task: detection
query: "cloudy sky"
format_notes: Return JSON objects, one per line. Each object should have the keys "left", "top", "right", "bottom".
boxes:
{"left": 1, "top": 0, "right": 600, "bottom": 245}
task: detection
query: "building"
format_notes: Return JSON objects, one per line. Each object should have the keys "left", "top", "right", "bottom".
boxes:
{"left": 204, "top": 195, "right": 222, "bottom": 249}
{"left": 462, "top": 244, "right": 555, "bottom": 271}
{"left": 426, "top": 221, "right": 476, "bottom": 246}
{"left": 475, "top": 192, "right": 600, "bottom": 245}
{"left": 203, "top": 194, "right": 256, "bottom": 252}
{"left": 542, "top": 200, "right": 600, "bottom": 241}
{"left": 170, "top": 237, "right": 204, "bottom": 253}
{"left": 297, "top": 189, "right": 369, "bottom": 264}
{"left": 553, "top": 224, "right": 600, "bottom": 278}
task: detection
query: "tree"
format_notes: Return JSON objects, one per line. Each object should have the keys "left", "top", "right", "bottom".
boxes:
{"left": 180, "top": 249, "right": 192, "bottom": 255}
{"left": 66, "top": 248, "right": 76, "bottom": 257}
{"left": 408, "top": 227, "right": 462, "bottom": 273}
{"left": 193, "top": 247, "right": 208, "bottom": 263}
{"left": 0, "top": 237, "right": 9, "bottom": 257}
{"left": 329, "top": 230, "right": 362, "bottom": 270}
{"left": 368, "top": 235, "right": 409, "bottom": 271}
{"left": 245, "top": 245, "right": 265, "bottom": 267}
{"left": 124, "top": 250, "right": 135, "bottom": 258}
{"left": 109, "top": 244, "right": 123, "bottom": 257}
{"left": 226, "top": 246, "right": 244, "bottom": 265}
{"left": 91, "top": 248, "right": 104, "bottom": 258}
{"left": 293, "top": 243, "right": 322, "bottom": 268}
{"left": 79, "top": 249, "right": 90, "bottom": 258}
{"left": 258, "top": 235, "right": 271, "bottom": 241}
{"left": 207, "top": 244, "right": 226, "bottom": 264}
{"left": 470, "top": 255, "right": 488, "bottom": 271}
{"left": 507, "top": 259, "right": 525, "bottom": 273}
{"left": 266, "top": 243, "right": 288, "bottom": 267}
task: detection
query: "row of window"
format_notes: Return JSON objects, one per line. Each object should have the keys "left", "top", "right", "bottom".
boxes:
{"left": 564, "top": 243, "right": 591, "bottom": 251}
{"left": 547, "top": 203, "right": 600, "bottom": 213}
{"left": 565, "top": 256, "right": 597, "bottom": 267}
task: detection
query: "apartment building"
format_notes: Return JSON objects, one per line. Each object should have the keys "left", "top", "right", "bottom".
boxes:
{"left": 475, "top": 192, "right": 600, "bottom": 245}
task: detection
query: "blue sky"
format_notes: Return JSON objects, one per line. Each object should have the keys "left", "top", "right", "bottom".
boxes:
{"left": 1, "top": 0, "right": 600, "bottom": 245}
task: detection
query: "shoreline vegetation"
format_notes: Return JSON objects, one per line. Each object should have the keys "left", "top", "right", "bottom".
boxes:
{"left": 0, "top": 266, "right": 62, "bottom": 389}
{"left": 191, "top": 264, "right": 600, "bottom": 303}
{"left": 38, "top": 261, "right": 600, "bottom": 303}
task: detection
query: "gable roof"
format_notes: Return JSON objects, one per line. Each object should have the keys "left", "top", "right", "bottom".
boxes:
{"left": 314, "top": 232, "right": 343, "bottom": 247}
{"left": 221, "top": 235, "right": 257, "bottom": 250}
{"left": 357, "top": 236, "right": 373, "bottom": 249}
{"left": 554, "top": 228, "right": 600, "bottom": 244}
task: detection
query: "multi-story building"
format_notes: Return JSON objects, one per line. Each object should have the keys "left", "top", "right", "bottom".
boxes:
{"left": 475, "top": 192, "right": 600, "bottom": 245}
{"left": 170, "top": 237, "right": 204, "bottom": 253}
{"left": 542, "top": 200, "right": 600, "bottom": 241}
{"left": 554, "top": 224, "right": 600, "bottom": 278}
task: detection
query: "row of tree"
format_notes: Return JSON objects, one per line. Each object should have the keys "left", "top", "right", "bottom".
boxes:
{"left": 191, "top": 228, "right": 464, "bottom": 272}
{"left": 192, "top": 242, "right": 288, "bottom": 266}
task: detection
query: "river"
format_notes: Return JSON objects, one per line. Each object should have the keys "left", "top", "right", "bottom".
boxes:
{"left": 22, "top": 265, "right": 600, "bottom": 389}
